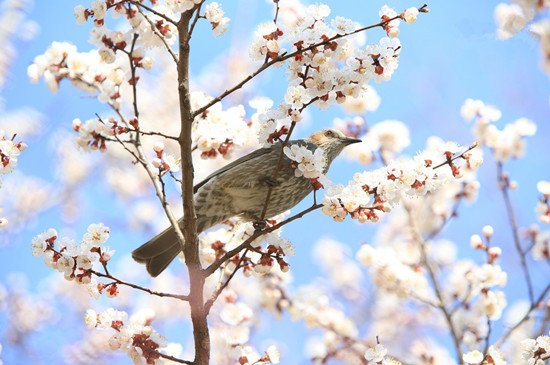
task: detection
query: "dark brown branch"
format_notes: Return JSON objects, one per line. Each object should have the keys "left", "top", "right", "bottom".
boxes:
{"left": 177, "top": 10, "right": 210, "bottom": 365}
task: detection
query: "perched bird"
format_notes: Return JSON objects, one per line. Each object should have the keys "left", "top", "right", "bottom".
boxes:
{"left": 132, "top": 128, "right": 361, "bottom": 277}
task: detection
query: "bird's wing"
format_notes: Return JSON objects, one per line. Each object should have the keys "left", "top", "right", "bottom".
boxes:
{"left": 193, "top": 144, "right": 280, "bottom": 193}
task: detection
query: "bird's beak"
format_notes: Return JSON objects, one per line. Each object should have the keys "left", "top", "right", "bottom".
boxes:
{"left": 343, "top": 137, "right": 362, "bottom": 145}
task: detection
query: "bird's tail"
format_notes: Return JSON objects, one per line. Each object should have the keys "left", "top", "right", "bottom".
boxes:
{"left": 132, "top": 225, "right": 182, "bottom": 277}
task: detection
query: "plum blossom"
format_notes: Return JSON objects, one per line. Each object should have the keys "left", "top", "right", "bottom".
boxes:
{"left": 463, "top": 350, "right": 484, "bottom": 364}
{"left": 461, "top": 99, "right": 536, "bottom": 162}
{"left": 86, "top": 308, "right": 174, "bottom": 364}
{"left": 31, "top": 223, "right": 114, "bottom": 294}
{"left": 191, "top": 92, "right": 257, "bottom": 159}
{"left": 204, "top": 2, "right": 230, "bottom": 37}
{"left": 0, "top": 131, "right": 26, "bottom": 175}
{"left": 364, "top": 343, "right": 388, "bottom": 362}
{"left": 283, "top": 144, "right": 326, "bottom": 178}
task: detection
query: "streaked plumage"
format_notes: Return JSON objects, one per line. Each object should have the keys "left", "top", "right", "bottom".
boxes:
{"left": 132, "top": 128, "right": 361, "bottom": 276}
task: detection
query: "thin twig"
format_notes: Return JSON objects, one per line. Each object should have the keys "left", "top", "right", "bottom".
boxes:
{"left": 259, "top": 121, "right": 296, "bottom": 220}
{"left": 134, "top": 5, "right": 179, "bottom": 64}
{"left": 495, "top": 281, "right": 550, "bottom": 347}
{"left": 128, "top": 33, "right": 140, "bottom": 119}
{"left": 404, "top": 199, "right": 464, "bottom": 364}
{"left": 192, "top": 9, "right": 426, "bottom": 118}
{"left": 497, "top": 162, "right": 534, "bottom": 303}
{"left": 91, "top": 270, "right": 190, "bottom": 301}
{"left": 432, "top": 143, "right": 478, "bottom": 170}
{"left": 425, "top": 187, "right": 465, "bottom": 241}
{"left": 122, "top": 0, "right": 178, "bottom": 25}
{"left": 204, "top": 203, "right": 322, "bottom": 276}
{"left": 130, "top": 128, "right": 179, "bottom": 140}
{"left": 258, "top": 96, "right": 319, "bottom": 220}
{"left": 204, "top": 248, "right": 249, "bottom": 314}
{"left": 155, "top": 351, "right": 194, "bottom": 364}
{"left": 185, "top": 2, "right": 203, "bottom": 48}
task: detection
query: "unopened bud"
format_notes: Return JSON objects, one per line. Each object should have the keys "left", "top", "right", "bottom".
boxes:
{"left": 153, "top": 141, "right": 164, "bottom": 153}
{"left": 488, "top": 246, "right": 502, "bottom": 259}
{"left": 152, "top": 158, "right": 162, "bottom": 168}
{"left": 72, "top": 118, "right": 82, "bottom": 131}
{"left": 482, "top": 225, "right": 494, "bottom": 238}
{"left": 470, "top": 234, "right": 484, "bottom": 249}
{"left": 17, "top": 142, "right": 28, "bottom": 151}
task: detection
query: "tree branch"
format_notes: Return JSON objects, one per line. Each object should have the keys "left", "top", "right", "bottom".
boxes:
{"left": 192, "top": 8, "right": 427, "bottom": 118}
{"left": 204, "top": 203, "right": 322, "bottom": 277}
{"left": 90, "top": 270, "right": 190, "bottom": 301}
{"left": 497, "top": 162, "right": 534, "bottom": 303}
{"left": 177, "top": 10, "right": 210, "bottom": 365}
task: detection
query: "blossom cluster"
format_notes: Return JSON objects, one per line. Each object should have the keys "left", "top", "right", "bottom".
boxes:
{"left": 283, "top": 144, "right": 330, "bottom": 189}
{"left": 199, "top": 215, "right": 295, "bottom": 276}
{"left": 75, "top": 1, "right": 177, "bottom": 48}
{"left": 0, "top": 130, "right": 27, "bottom": 175}
{"left": 252, "top": 4, "right": 420, "bottom": 145}
{"left": 31, "top": 224, "right": 116, "bottom": 298}
{"left": 84, "top": 308, "right": 172, "bottom": 364}
{"left": 151, "top": 141, "right": 180, "bottom": 173}
{"left": 356, "top": 243, "right": 430, "bottom": 298}
{"left": 340, "top": 119, "right": 411, "bottom": 166}
{"left": 321, "top": 143, "right": 473, "bottom": 223}
{"left": 444, "top": 258, "right": 508, "bottom": 350}
{"left": 520, "top": 334, "right": 550, "bottom": 365}
{"left": 204, "top": 2, "right": 230, "bottom": 37}
{"left": 461, "top": 98, "right": 536, "bottom": 162}
{"left": 379, "top": 5, "right": 419, "bottom": 38}
{"left": 191, "top": 92, "right": 258, "bottom": 160}
{"left": 528, "top": 225, "right": 550, "bottom": 260}
{"left": 494, "top": 0, "right": 550, "bottom": 67}
{"left": 536, "top": 181, "right": 550, "bottom": 224}
{"left": 0, "top": 131, "right": 27, "bottom": 227}
{"left": 463, "top": 346, "right": 508, "bottom": 365}
{"left": 72, "top": 117, "right": 115, "bottom": 152}
{"left": 28, "top": 41, "right": 127, "bottom": 106}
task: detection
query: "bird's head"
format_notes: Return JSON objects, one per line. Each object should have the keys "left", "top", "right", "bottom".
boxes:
{"left": 307, "top": 128, "right": 362, "bottom": 164}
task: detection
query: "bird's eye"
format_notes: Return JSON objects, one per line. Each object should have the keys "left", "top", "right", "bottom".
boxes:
{"left": 325, "top": 130, "right": 333, "bottom": 137}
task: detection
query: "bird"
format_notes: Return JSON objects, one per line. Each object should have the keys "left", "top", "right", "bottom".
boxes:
{"left": 132, "top": 128, "right": 361, "bottom": 277}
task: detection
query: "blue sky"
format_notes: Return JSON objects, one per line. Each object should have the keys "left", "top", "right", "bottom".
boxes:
{"left": 1, "top": 0, "right": 550, "bottom": 364}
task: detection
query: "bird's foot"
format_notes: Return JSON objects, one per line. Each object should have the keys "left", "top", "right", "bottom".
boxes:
{"left": 253, "top": 220, "right": 267, "bottom": 231}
